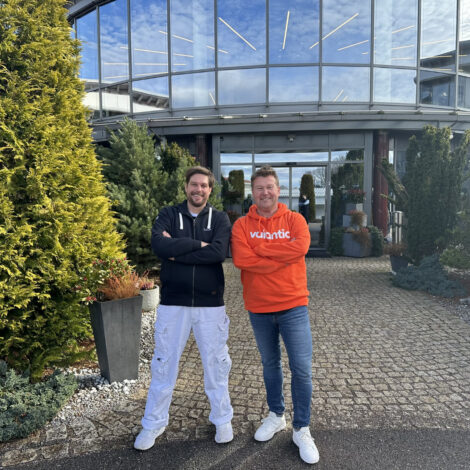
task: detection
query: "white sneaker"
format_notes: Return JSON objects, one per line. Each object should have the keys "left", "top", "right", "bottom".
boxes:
{"left": 133, "top": 426, "right": 165, "bottom": 450}
{"left": 215, "top": 422, "right": 233, "bottom": 443}
{"left": 293, "top": 427, "right": 319, "bottom": 464}
{"left": 254, "top": 411, "right": 286, "bottom": 442}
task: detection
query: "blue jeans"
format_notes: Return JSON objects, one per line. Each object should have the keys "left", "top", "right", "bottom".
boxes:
{"left": 249, "top": 306, "right": 313, "bottom": 428}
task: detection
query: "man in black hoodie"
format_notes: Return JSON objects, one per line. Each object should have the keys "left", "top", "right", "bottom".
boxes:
{"left": 134, "top": 166, "right": 233, "bottom": 450}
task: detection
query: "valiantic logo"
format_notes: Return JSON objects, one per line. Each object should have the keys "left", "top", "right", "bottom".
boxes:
{"left": 249, "top": 229, "right": 291, "bottom": 240}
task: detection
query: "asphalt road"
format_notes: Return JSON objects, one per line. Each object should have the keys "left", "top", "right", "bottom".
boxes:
{"left": 8, "top": 428, "right": 470, "bottom": 470}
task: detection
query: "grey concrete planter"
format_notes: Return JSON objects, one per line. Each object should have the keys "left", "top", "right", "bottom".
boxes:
{"left": 89, "top": 295, "right": 142, "bottom": 383}
{"left": 140, "top": 286, "right": 159, "bottom": 312}
{"left": 343, "top": 232, "right": 371, "bottom": 258}
{"left": 345, "top": 202, "right": 364, "bottom": 213}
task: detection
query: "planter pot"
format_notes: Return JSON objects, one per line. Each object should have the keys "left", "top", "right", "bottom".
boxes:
{"left": 140, "top": 286, "right": 159, "bottom": 312}
{"left": 343, "top": 214, "right": 367, "bottom": 228}
{"left": 89, "top": 295, "right": 143, "bottom": 383}
{"left": 345, "top": 202, "right": 364, "bottom": 213}
{"left": 342, "top": 232, "right": 371, "bottom": 258}
{"left": 390, "top": 255, "right": 409, "bottom": 273}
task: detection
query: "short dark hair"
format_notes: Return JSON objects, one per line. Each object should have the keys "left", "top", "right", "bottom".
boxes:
{"left": 251, "top": 165, "right": 280, "bottom": 187}
{"left": 185, "top": 166, "right": 215, "bottom": 188}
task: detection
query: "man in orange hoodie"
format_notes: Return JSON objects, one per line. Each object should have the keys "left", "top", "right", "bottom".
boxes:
{"left": 231, "top": 165, "right": 319, "bottom": 465}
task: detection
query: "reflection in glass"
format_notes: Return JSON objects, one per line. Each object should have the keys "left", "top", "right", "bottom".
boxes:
{"left": 100, "top": 0, "right": 129, "bottom": 84}
{"left": 131, "top": 0, "right": 167, "bottom": 79}
{"left": 420, "top": 71, "right": 455, "bottom": 107}
{"left": 269, "top": 67, "right": 318, "bottom": 102}
{"left": 83, "top": 90, "right": 100, "bottom": 118}
{"left": 322, "top": 67, "right": 369, "bottom": 102}
{"left": 458, "top": 76, "right": 470, "bottom": 109}
{"left": 170, "top": 0, "right": 214, "bottom": 72}
{"left": 374, "top": 0, "right": 417, "bottom": 67}
{"left": 221, "top": 165, "right": 253, "bottom": 214}
{"left": 330, "top": 158, "right": 364, "bottom": 228}
{"left": 172, "top": 72, "right": 215, "bottom": 108}
{"left": 331, "top": 149, "right": 364, "bottom": 162}
{"left": 322, "top": 0, "right": 370, "bottom": 64}
{"left": 421, "top": 0, "right": 456, "bottom": 72}
{"left": 221, "top": 153, "right": 253, "bottom": 164}
{"left": 77, "top": 10, "right": 98, "bottom": 82}
{"left": 132, "top": 77, "right": 169, "bottom": 112}
{"left": 269, "top": 0, "right": 319, "bottom": 64}
{"left": 101, "top": 84, "right": 131, "bottom": 117}
{"left": 255, "top": 153, "right": 328, "bottom": 163}
{"left": 373, "top": 68, "right": 416, "bottom": 103}
{"left": 459, "top": 0, "right": 470, "bottom": 74}
{"left": 217, "top": 0, "right": 266, "bottom": 67}
{"left": 218, "top": 69, "right": 265, "bottom": 105}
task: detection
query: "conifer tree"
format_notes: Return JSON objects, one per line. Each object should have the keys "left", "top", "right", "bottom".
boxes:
{"left": 0, "top": 0, "right": 123, "bottom": 378}
{"left": 404, "top": 126, "right": 470, "bottom": 262}
{"left": 300, "top": 173, "right": 316, "bottom": 221}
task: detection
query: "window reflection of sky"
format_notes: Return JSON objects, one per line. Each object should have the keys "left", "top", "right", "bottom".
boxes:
{"left": 170, "top": 0, "right": 214, "bottom": 72}
{"left": 218, "top": 69, "right": 265, "bottom": 105}
{"left": 131, "top": 0, "right": 167, "bottom": 79}
{"left": 221, "top": 154, "right": 253, "bottom": 164}
{"left": 269, "top": 0, "right": 319, "bottom": 64}
{"left": 100, "top": 0, "right": 129, "bottom": 84}
{"left": 374, "top": 0, "right": 417, "bottom": 67}
{"left": 322, "top": 0, "right": 370, "bottom": 64}
{"left": 76, "top": 11, "right": 98, "bottom": 81}
{"left": 322, "top": 67, "right": 369, "bottom": 102}
{"left": 218, "top": 0, "right": 266, "bottom": 67}
{"left": 255, "top": 153, "right": 328, "bottom": 163}
{"left": 269, "top": 67, "right": 318, "bottom": 102}
{"left": 374, "top": 68, "right": 416, "bottom": 103}
{"left": 172, "top": 72, "right": 215, "bottom": 108}
{"left": 459, "top": 0, "right": 470, "bottom": 75}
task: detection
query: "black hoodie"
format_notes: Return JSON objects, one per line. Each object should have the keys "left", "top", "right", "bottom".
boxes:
{"left": 151, "top": 201, "right": 231, "bottom": 307}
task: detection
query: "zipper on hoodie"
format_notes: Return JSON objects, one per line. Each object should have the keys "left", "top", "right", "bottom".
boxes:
{"left": 191, "top": 216, "right": 196, "bottom": 307}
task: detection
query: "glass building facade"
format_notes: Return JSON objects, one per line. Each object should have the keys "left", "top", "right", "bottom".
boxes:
{"left": 68, "top": 0, "right": 470, "bottom": 251}
{"left": 70, "top": 0, "right": 470, "bottom": 116}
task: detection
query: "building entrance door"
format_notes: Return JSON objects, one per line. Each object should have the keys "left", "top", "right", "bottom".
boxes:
{"left": 256, "top": 164, "right": 328, "bottom": 249}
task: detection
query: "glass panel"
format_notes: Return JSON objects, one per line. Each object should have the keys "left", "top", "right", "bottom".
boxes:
{"left": 458, "top": 75, "right": 470, "bottom": 108}
{"left": 82, "top": 91, "right": 100, "bottom": 119}
{"left": 373, "top": 68, "right": 416, "bottom": 103}
{"left": 419, "top": 71, "right": 455, "bottom": 107}
{"left": 170, "top": 0, "right": 214, "bottom": 72}
{"left": 330, "top": 161, "right": 364, "bottom": 229}
{"left": 132, "top": 77, "right": 169, "bottom": 112}
{"left": 293, "top": 167, "right": 326, "bottom": 248}
{"left": 255, "top": 153, "right": 328, "bottom": 163}
{"left": 421, "top": 0, "right": 456, "bottom": 72}
{"left": 221, "top": 165, "right": 253, "bottom": 214}
{"left": 101, "top": 84, "right": 131, "bottom": 117}
{"left": 269, "top": 0, "right": 319, "bottom": 64}
{"left": 322, "top": 66, "right": 369, "bottom": 102}
{"left": 322, "top": 0, "right": 371, "bottom": 64}
{"left": 331, "top": 149, "right": 364, "bottom": 162}
{"left": 459, "top": 0, "right": 470, "bottom": 74}
{"left": 76, "top": 10, "right": 98, "bottom": 83}
{"left": 100, "top": 0, "right": 129, "bottom": 84}
{"left": 221, "top": 153, "right": 253, "bottom": 163}
{"left": 218, "top": 69, "right": 265, "bottom": 105}
{"left": 131, "top": 0, "right": 168, "bottom": 79}
{"left": 374, "top": 0, "right": 417, "bottom": 67}
{"left": 269, "top": 66, "right": 318, "bottom": 102}
{"left": 217, "top": 0, "right": 266, "bottom": 67}
{"left": 172, "top": 72, "right": 215, "bottom": 108}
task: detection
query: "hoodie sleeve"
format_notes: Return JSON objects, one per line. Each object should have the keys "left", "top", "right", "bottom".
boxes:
{"left": 253, "top": 212, "right": 310, "bottom": 263}
{"left": 151, "top": 207, "right": 201, "bottom": 259}
{"left": 231, "top": 218, "right": 285, "bottom": 273}
{"left": 173, "top": 211, "right": 231, "bottom": 264}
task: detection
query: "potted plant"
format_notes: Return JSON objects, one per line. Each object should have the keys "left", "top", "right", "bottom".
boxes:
{"left": 139, "top": 273, "right": 160, "bottom": 312}
{"left": 76, "top": 258, "right": 143, "bottom": 383}
{"left": 345, "top": 188, "right": 366, "bottom": 213}
{"left": 383, "top": 242, "right": 409, "bottom": 273}
{"left": 343, "top": 226, "right": 371, "bottom": 257}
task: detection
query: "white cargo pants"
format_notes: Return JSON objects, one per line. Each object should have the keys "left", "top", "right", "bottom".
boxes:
{"left": 141, "top": 304, "right": 233, "bottom": 430}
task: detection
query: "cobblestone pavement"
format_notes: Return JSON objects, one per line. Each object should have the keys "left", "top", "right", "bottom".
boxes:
{"left": 2, "top": 257, "right": 470, "bottom": 468}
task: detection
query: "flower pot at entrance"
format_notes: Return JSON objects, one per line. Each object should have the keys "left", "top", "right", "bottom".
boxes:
{"left": 89, "top": 295, "right": 143, "bottom": 383}
{"left": 140, "top": 286, "right": 159, "bottom": 312}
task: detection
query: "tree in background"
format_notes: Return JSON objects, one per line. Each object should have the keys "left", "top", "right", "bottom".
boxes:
{"left": 0, "top": 0, "right": 123, "bottom": 379}
{"left": 222, "top": 169, "right": 245, "bottom": 207}
{"left": 300, "top": 173, "right": 316, "bottom": 221}
{"left": 404, "top": 126, "right": 470, "bottom": 263}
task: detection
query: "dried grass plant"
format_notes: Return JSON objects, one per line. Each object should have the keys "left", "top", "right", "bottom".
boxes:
{"left": 98, "top": 272, "right": 141, "bottom": 301}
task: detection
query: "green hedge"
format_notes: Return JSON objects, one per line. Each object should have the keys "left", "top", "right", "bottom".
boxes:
{"left": 0, "top": 361, "right": 77, "bottom": 442}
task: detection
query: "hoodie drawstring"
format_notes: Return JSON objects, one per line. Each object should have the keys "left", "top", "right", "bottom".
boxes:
{"left": 179, "top": 212, "right": 183, "bottom": 230}
{"left": 207, "top": 207, "right": 212, "bottom": 230}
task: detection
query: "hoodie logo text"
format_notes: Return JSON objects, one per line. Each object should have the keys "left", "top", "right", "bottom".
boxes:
{"left": 250, "top": 229, "right": 290, "bottom": 240}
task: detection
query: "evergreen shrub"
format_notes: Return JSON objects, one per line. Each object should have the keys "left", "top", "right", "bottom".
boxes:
{"left": 329, "top": 227, "right": 344, "bottom": 256}
{"left": 300, "top": 173, "right": 316, "bottom": 221}
{"left": 392, "top": 254, "right": 466, "bottom": 298}
{"left": 0, "top": 0, "right": 124, "bottom": 380}
{"left": 368, "top": 225, "right": 384, "bottom": 257}
{"left": 0, "top": 360, "right": 77, "bottom": 442}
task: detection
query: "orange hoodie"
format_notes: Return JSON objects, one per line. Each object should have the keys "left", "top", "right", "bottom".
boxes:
{"left": 231, "top": 203, "right": 310, "bottom": 313}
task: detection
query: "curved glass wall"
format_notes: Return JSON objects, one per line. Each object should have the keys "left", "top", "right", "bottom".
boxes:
{"left": 71, "top": 0, "right": 470, "bottom": 117}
